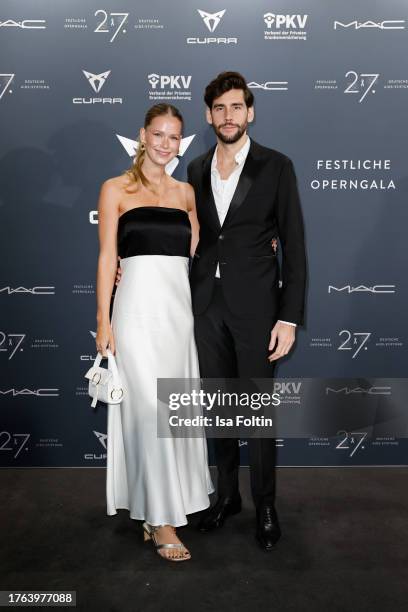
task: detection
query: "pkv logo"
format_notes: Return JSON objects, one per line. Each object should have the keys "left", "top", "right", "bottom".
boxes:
{"left": 264, "top": 13, "right": 308, "bottom": 29}
{"left": 148, "top": 74, "right": 192, "bottom": 90}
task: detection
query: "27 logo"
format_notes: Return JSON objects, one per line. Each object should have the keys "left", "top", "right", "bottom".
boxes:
{"left": 0, "top": 74, "right": 14, "bottom": 100}
{"left": 345, "top": 71, "right": 379, "bottom": 103}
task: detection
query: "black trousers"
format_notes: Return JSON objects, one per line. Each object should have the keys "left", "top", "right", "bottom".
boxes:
{"left": 194, "top": 278, "right": 277, "bottom": 509}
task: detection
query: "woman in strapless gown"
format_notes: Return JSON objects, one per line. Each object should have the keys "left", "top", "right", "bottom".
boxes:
{"left": 95, "top": 103, "right": 214, "bottom": 562}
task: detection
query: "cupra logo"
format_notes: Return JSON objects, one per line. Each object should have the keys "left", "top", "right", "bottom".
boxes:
{"left": 82, "top": 70, "right": 111, "bottom": 93}
{"left": 197, "top": 9, "right": 226, "bottom": 32}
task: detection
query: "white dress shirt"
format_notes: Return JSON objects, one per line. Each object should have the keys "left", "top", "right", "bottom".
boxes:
{"left": 210, "top": 136, "right": 296, "bottom": 327}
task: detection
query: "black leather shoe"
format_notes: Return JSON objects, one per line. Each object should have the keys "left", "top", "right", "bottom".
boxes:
{"left": 197, "top": 495, "right": 242, "bottom": 532}
{"left": 255, "top": 505, "right": 281, "bottom": 550}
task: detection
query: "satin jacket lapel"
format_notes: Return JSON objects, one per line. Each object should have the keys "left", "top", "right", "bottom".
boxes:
{"left": 221, "top": 148, "right": 259, "bottom": 230}
{"left": 201, "top": 147, "right": 221, "bottom": 232}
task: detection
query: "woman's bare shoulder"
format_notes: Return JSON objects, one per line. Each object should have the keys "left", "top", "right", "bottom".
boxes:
{"left": 168, "top": 177, "right": 194, "bottom": 210}
{"left": 181, "top": 180, "right": 195, "bottom": 202}
{"left": 169, "top": 176, "right": 193, "bottom": 194}
{"left": 103, "top": 173, "right": 131, "bottom": 191}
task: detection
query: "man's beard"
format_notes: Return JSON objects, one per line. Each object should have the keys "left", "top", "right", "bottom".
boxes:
{"left": 212, "top": 120, "right": 247, "bottom": 144}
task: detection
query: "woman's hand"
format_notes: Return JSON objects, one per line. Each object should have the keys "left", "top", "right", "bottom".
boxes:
{"left": 96, "top": 321, "right": 115, "bottom": 356}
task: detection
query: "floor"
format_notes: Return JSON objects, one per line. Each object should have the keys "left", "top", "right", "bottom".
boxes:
{"left": 1, "top": 467, "right": 407, "bottom": 611}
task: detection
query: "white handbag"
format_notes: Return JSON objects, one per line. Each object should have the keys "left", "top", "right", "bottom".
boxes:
{"left": 84, "top": 349, "right": 124, "bottom": 408}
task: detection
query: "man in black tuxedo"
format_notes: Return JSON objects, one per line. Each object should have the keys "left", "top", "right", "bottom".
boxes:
{"left": 187, "top": 72, "right": 306, "bottom": 550}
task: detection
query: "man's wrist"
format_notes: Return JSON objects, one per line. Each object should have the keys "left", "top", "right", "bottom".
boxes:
{"left": 277, "top": 319, "right": 297, "bottom": 327}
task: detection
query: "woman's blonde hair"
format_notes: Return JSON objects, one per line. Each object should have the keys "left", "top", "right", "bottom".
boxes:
{"left": 124, "top": 103, "right": 183, "bottom": 193}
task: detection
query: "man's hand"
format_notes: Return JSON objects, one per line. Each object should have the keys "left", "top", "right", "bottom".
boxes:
{"left": 115, "top": 256, "right": 122, "bottom": 285}
{"left": 268, "top": 321, "right": 296, "bottom": 362}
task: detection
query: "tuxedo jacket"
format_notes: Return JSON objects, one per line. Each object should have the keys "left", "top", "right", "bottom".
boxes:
{"left": 187, "top": 139, "right": 307, "bottom": 324}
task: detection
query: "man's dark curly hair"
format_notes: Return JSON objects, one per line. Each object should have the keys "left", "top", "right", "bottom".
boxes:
{"left": 204, "top": 71, "right": 254, "bottom": 109}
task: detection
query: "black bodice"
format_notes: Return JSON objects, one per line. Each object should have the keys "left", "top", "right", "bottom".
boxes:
{"left": 117, "top": 206, "right": 191, "bottom": 259}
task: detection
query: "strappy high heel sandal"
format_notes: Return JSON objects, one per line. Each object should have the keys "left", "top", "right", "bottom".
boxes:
{"left": 142, "top": 522, "right": 191, "bottom": 562}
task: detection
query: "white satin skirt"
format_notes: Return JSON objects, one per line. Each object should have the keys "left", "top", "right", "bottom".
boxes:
{"left": 106, "top": 255, "right": 214, "bottom": 526}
